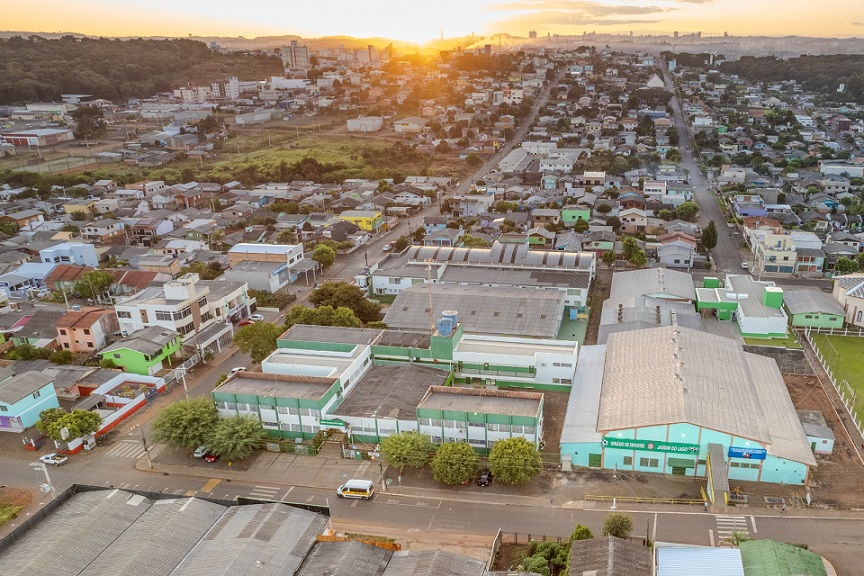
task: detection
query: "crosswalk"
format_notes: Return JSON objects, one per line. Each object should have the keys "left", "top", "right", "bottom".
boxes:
{"left": 248, "top": 485, "right": 281, "bottom": 500}
{"left": 106, "top": 439, "right": 146, "bottom": 459}
{"left": 715, "top": 515, "right": 749, "bottom": 543}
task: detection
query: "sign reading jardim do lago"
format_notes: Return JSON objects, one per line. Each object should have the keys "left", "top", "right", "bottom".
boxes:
{"left": 602, "top": 437, "right": 700, "bottom": 454}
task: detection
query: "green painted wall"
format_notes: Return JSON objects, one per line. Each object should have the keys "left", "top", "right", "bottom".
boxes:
{"left": 562, "top": 209, "right": 591, "bottom": 224}
{"left": 100, "top": 337, "right": 181, "bottom": 375}
{"left": 790, "top": 312, "right": 844, "bottom": 329}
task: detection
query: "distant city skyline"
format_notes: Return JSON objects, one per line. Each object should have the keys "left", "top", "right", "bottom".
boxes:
{"left": 5, "top": 0, "right": 863, "bottom": 44}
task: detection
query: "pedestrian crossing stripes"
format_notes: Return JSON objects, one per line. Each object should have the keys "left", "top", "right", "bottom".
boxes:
{"left": 106, "top": 440, "right": 146, "bottom": 459}
{"left": 715, "top": 515, "right": 749, "bottom": 543}
{"left": 248, "top": 485, "right": 280, "bottom": 500}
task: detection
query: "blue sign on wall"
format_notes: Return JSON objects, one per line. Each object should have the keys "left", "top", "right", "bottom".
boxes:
{"left": 728, "top": 446, "right": 767, "bottom": 460}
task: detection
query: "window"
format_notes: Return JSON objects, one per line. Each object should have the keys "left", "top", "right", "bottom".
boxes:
{"left": 552, "top": 362, "right": 572, "bottom": 368}
{"left": 155, "top": 311, "right": 173, "bottom": 322}
{"left": 117, "top": 311, "right": 132, "bottom": 319}
{"left": 83, "top": 329, "right": 90, "bottom": 335}
{"left": 389, "top": 277, "right": 400, "bottom": 284}
{"left": 113, "top": 353, "right": 121, "bottom": 359}
{"left": 63, "top": 343, "right": 70, "bottom": 349}
{"left": 32, "top": 390, "right": 41, "bottom": 399}
{"left": 198, "top": 296, "right": 208, "bottom": 308}
{"left": 623, "top": 456, "right": 633, "bottom": 466}
{"left": 0, "top": 406, "right": 7, "bottom": 412}
{"left": 639, "top": 458, "right": 659, "bottom": 468}
{"left": 87, "top": 342, "right": 94, "bottom": 348}
{"left": 59, "top": 329, "right": 67, "bottom": 335}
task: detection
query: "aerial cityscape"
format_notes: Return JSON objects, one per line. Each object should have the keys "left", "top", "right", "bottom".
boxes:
{"left": 1, "top": 2, "right": 864, "bottom": 575}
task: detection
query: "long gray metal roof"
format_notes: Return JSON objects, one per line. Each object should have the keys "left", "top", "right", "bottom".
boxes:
{"left": 783, "top": 288, "right": 846, "bottom": 316}
{"left": 382, "top": 550, "right": 486, "bottom": 576}
{"left": 608, "top": 268, "right": 697, "bottom": 302}
{"left": 383, "top": 284, "right": 565, "bottom": 339}
{"left": 295, "top": 540, "right": 392, "bottom": 576}
{"left": 599, "top": 326, "right": 816, "bottom": 466}
{"left": 170, "top": 503, "right": 327, "bottom": 576}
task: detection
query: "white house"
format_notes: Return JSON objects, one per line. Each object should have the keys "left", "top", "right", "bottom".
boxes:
{"left": 39, "top": 242, "right": 99, "bottom": 267}
{"left": 347, "top": 116, "right": 383, "bottom": 133}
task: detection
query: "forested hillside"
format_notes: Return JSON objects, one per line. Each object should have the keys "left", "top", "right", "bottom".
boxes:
{"left": 0, "top": 36, "right": 282, "bottom": 105}
{"left": 719, "top": 54, "right": 864, "bottom": 103}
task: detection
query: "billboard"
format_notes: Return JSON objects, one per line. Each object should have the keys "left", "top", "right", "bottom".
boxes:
{"left": 728, "top": 446, "right": 767, "bottom": 460}
{"left": 602, "top": 437, "right": 699, "bottom": 454}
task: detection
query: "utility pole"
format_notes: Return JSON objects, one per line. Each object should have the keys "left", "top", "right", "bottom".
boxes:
{"left": 140, "top": 428, "right": 153, "bottom": 469}
{"left": 179, "top": 367, "right": 189, "bottom": 400}
{"left": 29, "top": 462, "right": 56, "bottom": 501}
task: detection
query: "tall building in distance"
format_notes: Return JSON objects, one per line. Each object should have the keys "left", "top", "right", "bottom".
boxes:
{"left": 528, "top": 30, "right": 537, "bottom": 39}
{"left": 281, "top": 40, "right": 309, "bottom": 69}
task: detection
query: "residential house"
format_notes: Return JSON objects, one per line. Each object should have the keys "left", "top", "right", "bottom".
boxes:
{"left": 451, "top": 194, "right": 495, "bottom": 217}
{"left": 526, "top": 226, "right": 555, "bottom": 247}
{"left": 657, "top": 242, "right": 697, "bottom": 269}
{"left": 754, "top": 232, "right": 797, "bottom": 275}
{"left": 561, "top": 207, "right": 591, "bottom": 228}
{"left": 531, "top": 208, "right": 561, "bottom": 227}
{"left": 422, "top": 216, "right": 449, "bottom": 235}
{"left": 0, "top": 369, "right": 59, "bottom": 433}
{"left": 783, "top": 289, "right": 845, "bottom": 330}
{"left": 82, "top": 219, "right": 126, "bottom": 246}
{"left": 393, "top": 117, "right": 427, "bottom": 133}
{"left": 56, "top": 307, "right": 120, "bottom": 353}
{"left": 99, "top": 326, "right": 182, "bottom": 375}
{"left": 834, "top": 273, "right": 864, "bottom": 327}
{"left": 337, "top": 210, "right": 385, "bottom": 233}
{"left": 39, "top": 242, "right": 99, "bottom": 267}
{"left": 424, "top": 228, "right": 463, "bottom": 247}
{"left": 583, "top": 230, "right": 616, "bottom": 255}
{"left": 0, "top": 210, "right": 45, "bottom": 230}
{"left": 63, "top": 198, "right": 97, "bottom": 217}
{"left": 129, "top": 219, "right": 175, "bottom": 246}
{"left": 619, "top": 208, "right": 647, "bottom": 234}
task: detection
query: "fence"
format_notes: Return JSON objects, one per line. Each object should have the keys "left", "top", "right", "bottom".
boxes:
{"left": 585, "top": 494, "right": 705, "bottom": 506}
{"left": 802, "top": 329, "right": 864, "bottom": 440}
{"left": 162, "top": 353, "right": 202, "bottom": 390}
{"left": 804, "top": 327, "right": 864, "bottom": 337}
{"left": 487, "top": 529, "right": 503, "bottom": 571}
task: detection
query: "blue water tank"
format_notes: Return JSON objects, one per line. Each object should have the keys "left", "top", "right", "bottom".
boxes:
{"left": 442, "top": 310, "right": 459, "bottom": 326}
{"left": 436, "top": 317, "right": 454, "bottom": 337}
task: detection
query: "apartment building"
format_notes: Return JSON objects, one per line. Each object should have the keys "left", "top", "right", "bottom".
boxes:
{"left": 55, "top": 307, "right": 119, "bottom": 353}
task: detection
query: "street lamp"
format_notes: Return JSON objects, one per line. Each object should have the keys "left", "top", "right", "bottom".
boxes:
{"left": 29, "top": 462, "right": 56, "bottom": 501}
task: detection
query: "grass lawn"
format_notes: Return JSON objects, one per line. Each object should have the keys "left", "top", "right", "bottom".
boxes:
{"left": 742, "top": 334, "right": 802, "bottom": 349}
{"left": 810, "top": 334, "right": 864, "bottom": 418}
{"left": 0, "top": 501, "right": 23, "bottom": 528}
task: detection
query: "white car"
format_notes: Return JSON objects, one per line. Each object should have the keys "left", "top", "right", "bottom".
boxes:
{"left": 741, "top": 261, "right": 749, "bottom": 270}
{"left": 39, "top": 453, "right": 68, "bottom": 466}
{"left": 382, "top": 243, "right": 393, "bottom": 252}
{"left": 230, "top": 367, "right": 246, "bottom": 374}
{"left": 249, "top": 313, "right": 265, "bottom": 321}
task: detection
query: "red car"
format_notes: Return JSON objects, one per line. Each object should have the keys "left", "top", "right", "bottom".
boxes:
{"left": 238, "top": 320, "right": 255, "bottom": 327}
{"left": 205, "top": 453, "right": 220, "bottom": 463}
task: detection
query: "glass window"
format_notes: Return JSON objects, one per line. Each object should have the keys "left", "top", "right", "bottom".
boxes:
{"left": 623, "top": 456, "right": 633, "bottom": 466}
{"left": 639, "top": 457, "right": 659, "bottom": 468}
{"left": 117, "top": 311, "right": 132, "bottom": 319}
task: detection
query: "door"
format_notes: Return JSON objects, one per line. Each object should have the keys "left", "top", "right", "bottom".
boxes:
{"left": 588, "top": 453, "right": 602, "bottom": 467}
{"left": 672, "top": 467, "right": 686, "bottom": 476}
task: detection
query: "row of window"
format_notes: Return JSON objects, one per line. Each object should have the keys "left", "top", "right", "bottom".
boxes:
{"left": 552, "top": 378, "right": 573, "bottom": 384}
{"left": 417, "top": 418, "right": 535, "bottom": 435}
{"left": 730, "top": 462, "right": 761, "bottom": 469}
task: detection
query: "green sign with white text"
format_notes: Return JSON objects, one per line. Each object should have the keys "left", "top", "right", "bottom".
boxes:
{"left": 602, "top": 437, "right": 699, "bottom": 454}
{"left": 320, "top": 418, "right": 347, "bottom": 428}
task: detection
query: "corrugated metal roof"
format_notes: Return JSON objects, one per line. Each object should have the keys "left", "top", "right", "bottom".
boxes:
{"left": 382, "top": 550, "right": 486, "bottom": 576}
{"left": 738, "top": 540, "right": 827, "bottom": 576}
{"left": 782, "top": 289, "right": 845, "bottom": 316}
{"left": 295, "top": 540, "right": 392, "bottom": 576}
{"left": 568, "top": 536, "right": 652, "bottom": 576}
{"left": 561, "top": 345, "right": 606, "bottom": 444}
{"left": 656, "top": 546, "right": 743, "bottom": 576}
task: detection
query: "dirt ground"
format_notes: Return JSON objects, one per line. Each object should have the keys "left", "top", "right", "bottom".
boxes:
{"left": 584, "top": 268, "right": 612, "bottom": 346}
{"left": 0, "top": 487, "right": 33, "bottom": 509}
{"left": 785, "top": 374, "right": 864, "bottom": 508}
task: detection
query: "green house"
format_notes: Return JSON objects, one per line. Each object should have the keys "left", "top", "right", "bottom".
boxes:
{"left": 100, "top": 327, "right": 181, "bottom": 375}
{"left": 783, "top": 289, "right": 846, "bottom": 330}
{"left": 562, "top": 208, "right": 591, "bottom": 227}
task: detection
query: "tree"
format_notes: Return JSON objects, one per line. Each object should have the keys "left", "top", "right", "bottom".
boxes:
{"left": 312, "top": 244, "right": 336, "bottom": 269}
{"left": 73, "top": 270, "right": 115, "bottom": 300}
{"left": 602, "top": 512, "right": 634, "bottom": 538}
{"left": 7, "top": 343, "right": 51, "bottom": 361}
{"left": 605, "top": 215, "right": 621, "bottom": 232}
{"left": 70, "top": 106, "right": 107, "bottom": 140}
{"left": 233, "top": 322, "right": 284, "bottom": 364}
{"left": 570, "top": 524, "right": 594, "bottom": 542}
{"left": 856, "top": 251, "right": 864, "bottom": 271}
{"left": 465, "top": 152, "right": 482, "bottom": 168}
{"left": 461, "top": 233, "right": 491, "bottom": 247}
{"left": 622, "top": 236, "right": 639, "bottom": 260}
{"left": 36, "top": 408, "right": 101, "bottom": 442}
{"left": 285, "top": 304, "right": 363, "bottom": 328}
{"left": 0, "top": 221, "right": 19, "bottom": 236}
{"left": 49, "top": 350, "right": 74, "bottom": 365}
{"left": 488, "top": 437, "right": 542, "bottom": 485}
{"left": 100, "top": 358, "right": 118, "bottom": 369}
{"left": 573, "top": 218, "right": 589, "bottom": 233}
{"left": 380, "top": 432, "right": 432, "bottom": 471}
{"left": 702, "top": 220, "right": 718, "bottom": 254}
{"left": 70, "top": 211, "right": 87, "bottom": 221}
{"left": 595, "top": 203, "right": 612, "bottom": 215}
{"left": 393, "top": 235, "right": 410, "bottom": 252}
{"left": 207, "top": 415, "right": 266, "bottom": 460}
{"left": 151, "top": 397, "right": 219, "bottom": 449}
{"left": 431, "top": 442, "right": 479, "bottom": 485}
{"left": 179, "top": 261, "right": 224, "bottom": 280}
{"left": 676, "top": 202, "right": 699, "bottom": 222}
{"left": 602, "top": 250, "right": 616, "bottom": 267}
{"left": 630, "top": 249, "right": 648, "bottom": 267}
{"left": 835, "top": 256, "right": 859, "bottom": 275}
{"left": 309, "top": 281, "right": 382, "bottom": 324}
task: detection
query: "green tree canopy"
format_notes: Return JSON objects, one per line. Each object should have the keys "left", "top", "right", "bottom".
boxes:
{"left": 36, "top": 408, "right": 101, "bottom": 442}
{"left": 70, "top": 106, "right": 107, "bottom": 140}
{"left": 488, "top": 437, "right": 542, "bottom": 485}
{"left": 380, "top": 432, "right": 432, "bottom": 471}
{"left": 8, "top": 343, "right": 51, "bottom": 361}
{"left": 570, "top": 524, "right": 594, "bottom": 542}
{"left": 465, "top": 152, "right": 483, "bottom": 167}
{"left": 208, "top": 415, "right": 266, "bottom": 460}
{"left": 312, "top": 244, "right": 336, "bottom": 269}
{"left": 835, "top": 256, "right": 859, "bottom": 275}
{"left": 309, "top": 281, "right": 382, "bottom": 324}
{"left": 151, "top": 397, "right": 219, "bottom": 449}
{"left": 73, "top": 270, "right": 115, "bottom": 300}
{"left": 602, "top": 512, "right": 634, "bottom": 538}
{"left": 233, "top": 322, "right": 284, "bottom": 364}
{"left": 461, "top": 233, "right": 491, "bottom": 247}
{"left": 630, "top": 249, "right": 648, "bottom": 267}
{"left": 602, "top": 250, "right": 616, "bottom": 266}
{"left": 179, "top": 261, "right": 224, "bottom": 280}
{"left": 701, "top": 220, "right": 718, "bottom": 253}
{"left": 393, "top": 235, "right": 411, "bottom": 252}
{"left": 676, "top": 202, "right": 700, "bottom": 222}
{"left": 431, "top": 442, "right": 479, "bottom": 485}
{"left": 284, "top": 305, "right": 363, "bottom": 328}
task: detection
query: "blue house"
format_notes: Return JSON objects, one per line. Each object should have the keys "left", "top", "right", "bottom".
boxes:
{"left": 0, "top": 369, "right": 59, "bottom": 433}
{"left": 732, "top": 194, "right": 767, "bottom": 218}
{"left": 423, "top": 216, "right": 449, "bottom": 235}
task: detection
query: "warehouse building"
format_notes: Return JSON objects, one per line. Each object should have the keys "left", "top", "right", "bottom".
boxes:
{"left": 561, "top": 326, "right": 816, "bottom": 493}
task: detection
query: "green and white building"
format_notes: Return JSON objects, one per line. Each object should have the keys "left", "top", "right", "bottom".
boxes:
{"left": 695, "top": 275, "right": 788, "bottom": 338}
{"left": 783, "top": 289, "right": 845, "bottom": 330}
{"left": 99, "top": 327, "right": 182, "bottom": 375}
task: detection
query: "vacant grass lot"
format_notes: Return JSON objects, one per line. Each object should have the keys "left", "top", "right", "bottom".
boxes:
{"left": 811, "top": 334, "right": 864, "bottom": 418}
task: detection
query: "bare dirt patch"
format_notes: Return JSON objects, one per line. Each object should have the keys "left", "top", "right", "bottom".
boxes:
{"left": 584, "top": 268, "right": 612, "bottom": 346}
{"left": 785, "top": 374, "right": 864, "bottom": 508}
{"left": 0, "top": 487, "right": 33, "bottom": 509}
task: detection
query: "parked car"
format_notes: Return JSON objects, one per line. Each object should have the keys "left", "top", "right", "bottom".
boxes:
{"left": 740, "top": 261, "right": 749, "bottom": 270}
{"left": 238, "top": 319, "right": 255, "bottom": 327}
{"left": 229, "top": 367, "right": 246, "bottom": 375}
{"left": 382, "top": 243, "right": 393, "bottom": 251}
{"left": 193, "top": 446, "right": 210, "bottom": 458}
{"left": 39, "top": 453, "right": 68, "bottom": 466}
{"left": 250, "top": 313, "right": 265, "bottom": 321}
{"left": 477, "top": 469, "right": 493, "bottom": 487}
{"left": 205, "top": 453, "right": 220, "bottom": 463}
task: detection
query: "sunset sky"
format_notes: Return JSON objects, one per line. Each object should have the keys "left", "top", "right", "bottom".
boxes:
{"left": 5, "top": 0, "right": 863, "bottom": 43}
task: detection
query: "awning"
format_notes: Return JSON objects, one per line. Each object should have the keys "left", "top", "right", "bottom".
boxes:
{"left": 668, "top": 458, "right": 696, "bottom": 469}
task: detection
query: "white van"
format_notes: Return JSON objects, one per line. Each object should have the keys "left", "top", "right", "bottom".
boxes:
{"left": 336, "top": 479, "right": 375, "bottom": 500}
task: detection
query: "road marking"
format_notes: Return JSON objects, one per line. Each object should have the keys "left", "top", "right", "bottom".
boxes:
{"left": 652, "top": 512, "right": 657, "bottom": 543}
{"left": 709, "top": 529, "right": 715, "bottom": 547}
{"left": 248, "top": 485, "right": 280, "bottom": 499}
{"left": 172, "top": 489, "right": 184, "bottom": 495}
{"left": 201, "top": 478, "right": 221, "bottom": 493}
{"left": 749, "top": 515, "right": 757, "bottom": 534}
{"left": 306, "top": 495, "right": 315, "bottom": 503}
{"left": 185, "top": 490, "right": 197, "bottom": 497}
{"left": 377, "top": 498, "right": 442, "bottom": 509}
{"left": 106, "top": 440, "right": 146, "bottom": 459}
{"left": 715, "top": 514, "right": 748, "bottom": 542}
{"left": 281, "top": 487, "right": 294, "bottom": 500}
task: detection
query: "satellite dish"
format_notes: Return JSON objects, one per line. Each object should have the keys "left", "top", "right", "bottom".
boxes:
{"left": 39, "top": 484, "right": 52, "bottom": 493}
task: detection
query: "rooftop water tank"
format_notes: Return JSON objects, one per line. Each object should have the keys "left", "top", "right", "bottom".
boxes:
{"left": 436, "top": 317, "right": 454, "bottom": 337}
{"left": 442, "top": 310, "right": 459, "bottom": 326}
